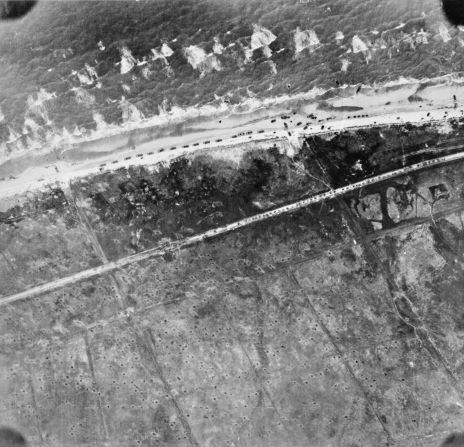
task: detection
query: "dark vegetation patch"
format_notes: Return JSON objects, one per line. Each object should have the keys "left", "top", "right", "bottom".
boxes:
{"left": 0, "top": 427, "right": 27, "bottom": 446}
{"left": 306, "top": 120, "right": 464, "bottom": 186}
{"left": 0, "top": 187, "right": 74, "bottom": 227}
{"left": 72, "top": 146, "right": 326, "bottom": 257}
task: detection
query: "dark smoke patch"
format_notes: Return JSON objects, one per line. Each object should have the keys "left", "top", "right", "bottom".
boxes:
{"left": 0, "top": 1, "right": 36, "bottom": 20}
{"left": 442, "top": 0, "right": 464, "bottom": 26}
{"left": 441, "top": 432, "right": 464, "bottom": 446}
{"left": 0, "top": 427, "right": 27, "bottom": 446}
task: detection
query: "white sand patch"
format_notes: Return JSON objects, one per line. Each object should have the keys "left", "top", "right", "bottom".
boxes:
{"left": 383, "top": 76, "right": 420, "bottom": 87}
{"left": 93, "top": 113, "right": 107, "bottom": 132}
{"left": 246, "top": 87, "right": 256, "bottom": 98}
{"left": 85, "top": 64, "right": 98, "bottom": 80}
{"left": 419, "top": 81, "right": 464, "bottom": 104}
{"left": 184, "top": 45, "right": 221, "bottom": 77}
{"left": 262, "top": 45, "right": 272, "bottom": 58}
{"left": 437, "top": 120, "right": 453, "bottom": 134}
{"left": 250, "top": 24, "right": 276, "bottom": 50}
{"left": 26, "top": 89, "right": 55, "bottom": 124}
{"left": 268, "top": 60, "right": 277, "bottom": 74}
{"left": 141, "top": 66, "right": 151, "bottom": 79}
{"left": 72, "top": 126, "right": 83, "bottom": 137}
{"left": 151, "top": 46, "right": 174, "bottom": 76}
{"left": 438, "top": 23, "right": 452, "bottom": 43}
{"left": 73, "top": 69, "right": 93, "bottom": 86}
{"left": 294, "top": 27, "right": 320, "bottom": 54}
{"left": 120, "top": 97, "right": 145, "bottom": 123}
{"left": 23, "top": 117, "right": 41, "bottom": 135}
{"left": 120, "top": 46, "right": 137, "bottom": 74}
{"left": 184, "top": 45, "right": 207, "bottom": 69}
{"left": 335, "top": 30, "right": 344, "bottom": 44}
{"left": 136, "top": 56, "right": 148, "bottom": 67}
{"left": 213, "top": 37, "right": 224, "bottom": 55}
{"left": 352, "top": 35, "right": 369, "bottom": 53}
{"left": 329, "top": 82, "right": 417, "bottom": 110}
{"left": 340, "top": 58, "right": 350, "bottom": 72}
{"left": 245, "top": 24, "right": 277, "bottom": 60}
{"left": 151, "top": 48, "right": 166, "bottom": 63}
{"left": 33, "top": 88, "right": 55, "bottom": 105}
{"left": 6, "top": 127, "right": 21, "bottom": 144}
{"left": 352, "top": 35, "right": 372, "bottom": 63}
{"left": 416, "top": 28, "right": 430, "bottom": 45}
{"left": 0, "top": 142, "right": 8, "bottom": 160}
{"left": 402, "top": 33, "right": 416, "bottom": 50}
{"left": 243, "top": 45, "right": 254, "bottom": 62}
{"left": 61, "top": 126, "right": 74, "bottom": 141}
{"left": 161, "top": 43, "right": 174, "bottom": 58}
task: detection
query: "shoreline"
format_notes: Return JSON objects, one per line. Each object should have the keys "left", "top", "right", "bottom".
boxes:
{"left": 1, "top": 74, "right": 464, "bottom": 201}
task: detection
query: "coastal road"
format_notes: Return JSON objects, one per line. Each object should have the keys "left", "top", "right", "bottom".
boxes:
{"left": 3, "top": 146, "right": 464, "bottom": 306}
{"left": 0, "top": 104, "right": 463, "bottom": 199}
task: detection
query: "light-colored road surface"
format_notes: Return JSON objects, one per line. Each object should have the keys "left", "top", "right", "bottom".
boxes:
{"left": 3, "top": 147, "right": 464, "bottom": 306}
